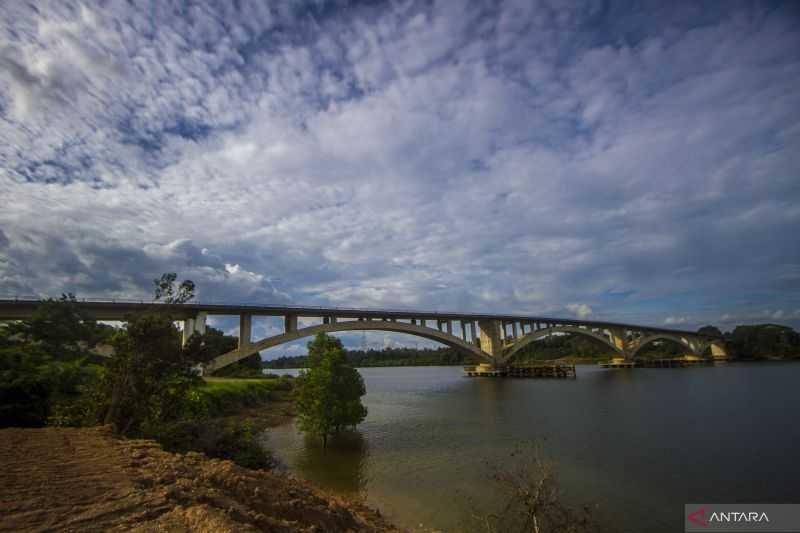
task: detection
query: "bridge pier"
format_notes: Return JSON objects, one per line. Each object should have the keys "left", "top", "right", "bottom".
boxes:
{"left": 182, "top": 318, "right": 194, "bottom": 346}
{"left": 239, "top": 313, "right": 252, "bottom": 350}
{"left": 478, "top": 319, "right": 504, "bottom": 366}
{"left": 710, "top": 342, "right": 728, "bottom": 359}
{"left": 181, "top": 312, "right": 207, "bottom": 346}
{"left": 608, "top": 327, "right": 630, "bottom": 360}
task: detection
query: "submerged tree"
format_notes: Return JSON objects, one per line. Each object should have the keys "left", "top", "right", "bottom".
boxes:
{"left": 294, "top": 333, "right": 367, "bottom": 447}
{"left": 477, "top": 441, "right": 594, "bottom": 533}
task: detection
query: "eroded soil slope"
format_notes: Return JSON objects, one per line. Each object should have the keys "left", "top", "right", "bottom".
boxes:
{"left": 0, "top": 426, "right": 397, "bottom": 532}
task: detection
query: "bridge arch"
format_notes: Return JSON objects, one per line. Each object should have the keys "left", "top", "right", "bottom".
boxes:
{"left": 703, "top": 339, "right": 728, "bottom": 358}
{"left": 501, "top": 325, "right": 623, "bottom": 364}
{"left": 630, "top": 334, "right": 700, "bottom": 358}
{"left": 206, "top": 320, "right": 491, "bottom": 373}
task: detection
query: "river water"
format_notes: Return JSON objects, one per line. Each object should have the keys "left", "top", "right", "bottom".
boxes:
{"left": 262, "top": 363, "right": 800, "bottom": 532}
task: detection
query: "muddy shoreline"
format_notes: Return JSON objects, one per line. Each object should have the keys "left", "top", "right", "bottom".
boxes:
{"left": 0, "top": 425, "right": 398, "bottom": 532}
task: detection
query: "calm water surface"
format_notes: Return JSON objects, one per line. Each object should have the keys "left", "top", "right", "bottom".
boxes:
{"left": 262, "top": 363, "right": 800, "bottom": 532}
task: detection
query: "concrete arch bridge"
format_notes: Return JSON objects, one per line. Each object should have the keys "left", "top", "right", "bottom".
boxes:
{"left": 0, "top": 299, "right": 727, "bottom": 373}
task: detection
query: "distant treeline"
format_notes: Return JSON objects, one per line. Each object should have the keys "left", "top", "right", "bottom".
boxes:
{"left": 264, "top": 346, "right": 475, "bottom": 368}
{"left": 512, "top": 334, "right": 616, "bottom": 362}
{"left": 722, "top": 324, "right": 800, "bottom": 360}
{"left": 262, "top": 323, "right": 800, "bottom": 367}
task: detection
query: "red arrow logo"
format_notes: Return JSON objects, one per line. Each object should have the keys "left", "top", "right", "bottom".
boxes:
{"left": 688, "top": 507, "right": 707, "bottom": 527}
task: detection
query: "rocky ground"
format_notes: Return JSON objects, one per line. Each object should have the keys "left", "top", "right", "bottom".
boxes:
{"left": 0, "top": 426, "right": 399, "bottom": 532}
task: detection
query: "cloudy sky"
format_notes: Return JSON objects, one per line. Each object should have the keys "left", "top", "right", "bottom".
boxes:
{"left": 1, "top": 1, "right": 799, "bottom": 352}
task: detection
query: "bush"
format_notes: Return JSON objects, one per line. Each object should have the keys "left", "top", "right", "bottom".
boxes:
{"left": 0, "top": 344, "right": 98, "bottom": 428}
{"left": 151, "top": 418, "right": 276, "bottom": 470}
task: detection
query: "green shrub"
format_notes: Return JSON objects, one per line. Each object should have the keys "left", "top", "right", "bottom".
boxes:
{"left": 151, "top": 418, "right": 275, "bottom": 469}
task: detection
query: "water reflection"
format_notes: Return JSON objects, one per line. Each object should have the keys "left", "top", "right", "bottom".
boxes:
{"left": 280, "top": 424, "right": 370, "bottom": 497}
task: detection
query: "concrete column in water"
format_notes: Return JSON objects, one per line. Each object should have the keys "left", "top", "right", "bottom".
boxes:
{"left": 608, "top": 327, "right": 628, "bottom": 359}
{"left": 284, "top": 314, "right": 298, "bottom": 333}
{"left": 478, "top": 319, "right": 503, "bottom": 362}
{"left": 239, "top": 314, "right": 252, "bottom": 350}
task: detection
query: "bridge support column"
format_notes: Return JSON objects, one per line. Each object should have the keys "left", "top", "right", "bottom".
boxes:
{"left": 239, "top": 314, "right": 252, "bottom": 350}
{"left": 685, "top": 337, "right": 702, "bottom": 356}
{"left": 710, "top": 342, "right": 728, "bottom": 359}
{"left": 285, "top": 314, "right": 298, "bottom": 333}
{"left": 478, "top": 319, "right": 503, "bottom": 365}
{"left": 181, "top": 312, "right": 207, "bottom": 346}
{"left": 182, "top": 318, "right": 195, "bottom": 346}
{"left": 195, "top": 312, "right": 207, "bottom": 336}
{"left": 609, "top": 327, "right": 629, "bottom": 360}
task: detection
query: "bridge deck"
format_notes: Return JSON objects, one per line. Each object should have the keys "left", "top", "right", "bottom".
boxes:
{"left": 0, "top": 298, "right": 712, "bottom": 338}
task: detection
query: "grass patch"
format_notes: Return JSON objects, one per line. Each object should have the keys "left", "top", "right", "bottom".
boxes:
{"left": 197, "top": 376, "right": 293, "bottom": 416}
{"left": 149, "top": 376, "right": 295, "bottom": 470}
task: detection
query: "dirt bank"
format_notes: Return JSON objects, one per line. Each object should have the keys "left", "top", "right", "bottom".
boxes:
{"left": 0, "top": 426, "right": 399, "bottom": 532}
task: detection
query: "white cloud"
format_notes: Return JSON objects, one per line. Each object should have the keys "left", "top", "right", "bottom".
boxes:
{"left": 1, "top": 0, "right": 800, "bottom": 343}
{"left": 664, "top": 316, "right": 689, "bottom": 326}
{"left": 566, "top": 303, "right": 593, "bottom": 319}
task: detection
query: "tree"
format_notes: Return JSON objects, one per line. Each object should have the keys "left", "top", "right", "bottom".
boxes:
{"left": 294, "top": 333, "right": 367, "bottom": 447}
{"left": 698, "top": 325, "right": 722, "bottom": 338}
{"left": 154, "top": 272, "right": 196, "bottom": 304}
{"left": 727, "top": 324, "right": 800, "bottom": 360}
{"left": 0, "top": 295, "right": 99, "bottom": 427}
{"left": 183, "top": 326, "right": 238, "bottom": 364}
{"left": 100, "top": 273, "right": 199, "bottom": 434}
{"left": 182, "top": 326, "right": 263, "bottom": 377}
{"left": 9, "top": 294, "right": 98, "bottom": 360}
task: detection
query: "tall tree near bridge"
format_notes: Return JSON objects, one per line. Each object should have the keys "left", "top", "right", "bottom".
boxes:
{"left": 294, "top": 333, "right": 367, "bottom": 447}
{"left": 100, "top": 273, "right": 199, "bottom": 433}
{"left": 153, "top": 272, "right": 196, "bottom": 304}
